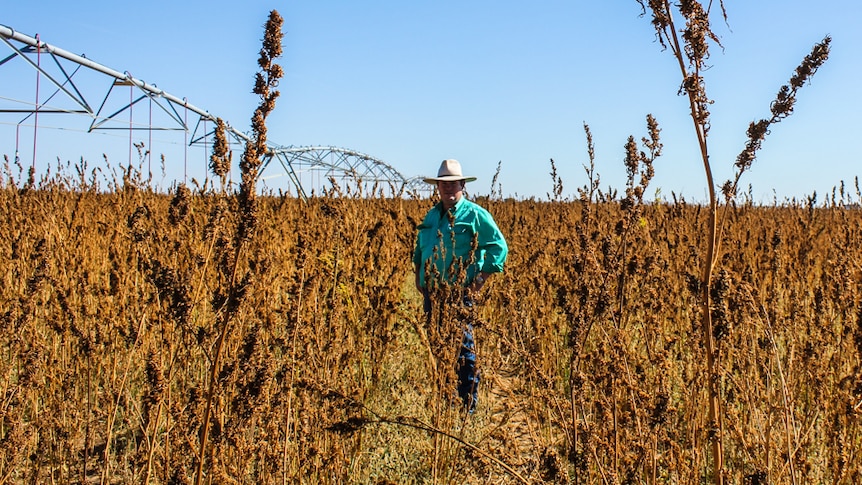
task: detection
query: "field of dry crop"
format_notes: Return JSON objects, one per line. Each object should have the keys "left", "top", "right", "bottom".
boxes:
{"left": 1, "top": 160, "right": 862, "bottom": 484}
{"left": 0, "top": 2, "right": 843, "bottom": 483}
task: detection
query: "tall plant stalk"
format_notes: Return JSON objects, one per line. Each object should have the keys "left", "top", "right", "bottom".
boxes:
{"left": 637, "top": 1, "right": 829, "bottom": 483}
{"left": 194, "top": 10, "right": 284, "bottom": 485}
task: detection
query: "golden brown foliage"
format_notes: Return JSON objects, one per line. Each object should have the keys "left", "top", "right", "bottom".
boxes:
{"left": 0, "top": 3, "right": 843, "bottom": 485}
{"left": 2, "top": 176, "right": 862, "bottom": 483}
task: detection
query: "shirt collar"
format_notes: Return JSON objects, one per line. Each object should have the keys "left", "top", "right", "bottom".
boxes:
{"left": 439, "top": 196, "right": 467, "bottom": 215}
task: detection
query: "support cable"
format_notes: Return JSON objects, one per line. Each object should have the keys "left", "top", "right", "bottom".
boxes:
{"left": 148, "top": 88, "right": 153, "bottom": 177}
{"left": 32, "top": 33, "right": 40, "bottom": 172}
{"left": 202, "top": 117, "right": 207, "bottom": 184}
{"left": 14, "top": 124, "right": 20, "bottom": 165}
{"left": 183, "top": 98, "right": 188, "bottom": 183}
{"left": 127, "top": 73, "right": 133, "bottom": 167}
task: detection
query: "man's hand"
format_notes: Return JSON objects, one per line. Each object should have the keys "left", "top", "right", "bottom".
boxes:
{"left": 470, "top": 272, "right": 490, "bottom": 293}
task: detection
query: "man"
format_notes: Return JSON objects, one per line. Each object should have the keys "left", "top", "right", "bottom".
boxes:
{"left": 413, "top": 159, "right": 508, "bottom": 412}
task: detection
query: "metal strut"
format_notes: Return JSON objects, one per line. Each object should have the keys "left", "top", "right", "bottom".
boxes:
{"left": 0, "top": 23, "right": 410, "bottom": 198}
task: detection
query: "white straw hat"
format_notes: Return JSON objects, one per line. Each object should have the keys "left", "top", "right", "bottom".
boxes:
{"left": 422, "top": 159, "right": 477, "bottom": 184}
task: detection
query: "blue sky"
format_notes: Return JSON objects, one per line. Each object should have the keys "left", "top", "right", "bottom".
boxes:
{"left": 1, "top": 1, "right": 860, "bottom": 202}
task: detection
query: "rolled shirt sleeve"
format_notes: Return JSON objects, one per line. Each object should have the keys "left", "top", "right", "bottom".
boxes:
{"left": 475, "top": 209, "right": 508, "bottom": 275}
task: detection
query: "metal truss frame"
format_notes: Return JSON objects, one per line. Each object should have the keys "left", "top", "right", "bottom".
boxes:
{"left": 0, "top": 23, "right": 410, "bottom": 199}
{"left": 403, "top": 175, "right": 433, "bottom": 196}
{"left": 262, "top": 146, "right": 412, "bottom": 201}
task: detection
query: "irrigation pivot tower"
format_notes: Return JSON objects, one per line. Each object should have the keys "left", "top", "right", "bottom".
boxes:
{"left": 0, "top": 23, "right": 412, "bottom": 198}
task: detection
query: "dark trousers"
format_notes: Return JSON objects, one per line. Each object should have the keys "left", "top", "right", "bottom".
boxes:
{"left": 423, "top": 290, "right": 480, "bottom": 411}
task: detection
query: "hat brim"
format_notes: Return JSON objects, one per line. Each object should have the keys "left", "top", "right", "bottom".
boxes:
{"left": 423, "top": 175, "right": 477, "bottom": 184}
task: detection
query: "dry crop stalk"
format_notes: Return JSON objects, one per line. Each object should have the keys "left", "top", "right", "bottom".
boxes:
{"left": 194, "top": 10, "right": 283, "bottom": 485}
{"left": 5, "top": 173, "right": 862, "bottom": 481}
{"left": 100, "top": 312, "right": 148, "bottom": 484}
{"left": 637, "top": 1, "right": 829, "bottom": 483}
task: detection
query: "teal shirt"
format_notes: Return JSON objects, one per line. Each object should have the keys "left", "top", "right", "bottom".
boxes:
{"left": 413, "top": 197, "right": 508, "bottom": 288}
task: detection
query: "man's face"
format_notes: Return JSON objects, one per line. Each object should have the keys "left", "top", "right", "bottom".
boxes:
{"left": 437, "top": 180, "right": 464, "bottom": 208}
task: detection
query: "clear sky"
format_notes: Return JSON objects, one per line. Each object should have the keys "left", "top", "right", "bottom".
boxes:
{"left": 1, "top": 1, "right": 860, "bottom": 202}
